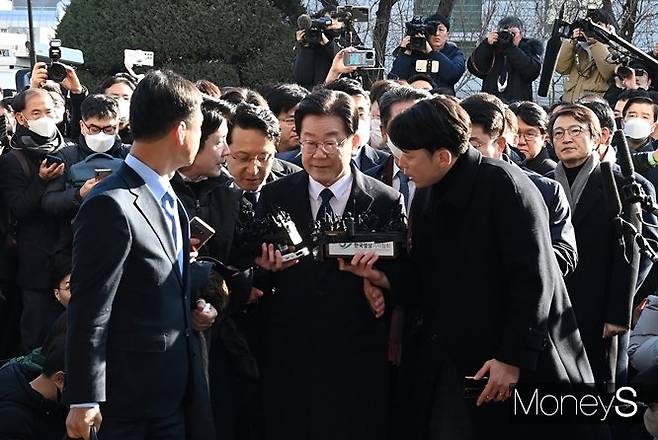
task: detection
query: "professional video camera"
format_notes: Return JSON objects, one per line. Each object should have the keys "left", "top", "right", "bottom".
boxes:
{"left": 310, "top": 204, "right": 408, "bottom": 262}
{"left": 405, "top": 16, "right": 435, "bottom": 52}
{"left": 297, "top": 13, "right": 333, "bottom": 46}
{"left": 46, "top": 39, "right": 68, "bottom": 83}
{"left": 233, "top": 204, "right": 310, "bottom": 267}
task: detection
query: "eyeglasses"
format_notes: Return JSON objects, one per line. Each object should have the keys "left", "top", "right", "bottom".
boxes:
{"left": 300, "top": 137, "right": 349, "bottom": 155}
{"left": 82, "top": 120, "right": 119, "bottom": 135}
{"left": 552, "top": 125, "right": 588, "bottom": 140}
{"left": 518, "top": 129, "right": 543, "bottom": 140}
{"left": 229, "top": 152, "right": 274, "bottom": 166}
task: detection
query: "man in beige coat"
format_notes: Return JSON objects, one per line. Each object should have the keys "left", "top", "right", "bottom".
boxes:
{"left": 556, "top": 8, "right": 617, "bottom": 103}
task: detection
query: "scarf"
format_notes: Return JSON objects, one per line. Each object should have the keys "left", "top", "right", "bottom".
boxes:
{"left": 9, "top": 123, "right": 63, "bottom": 157}
{"left": 554, "top": 153, "right": 599, "bottom": 211}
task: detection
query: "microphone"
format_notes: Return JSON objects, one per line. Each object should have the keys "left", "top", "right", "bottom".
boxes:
{"left": 538, "top": 24, "right": 563, "bottom": 97}
{"left": 297, "top": 14, "right": 312, "bottom": 30}
{"left": 601, "top": 161, "right": 622, "bottom": 217}
{"left": 613, "top": 129, "right": 636, "bottom": 179}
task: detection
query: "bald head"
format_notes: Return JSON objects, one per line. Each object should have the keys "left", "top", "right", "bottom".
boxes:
{"left": 13, "top": 88, "right": 55, "bottom": 129}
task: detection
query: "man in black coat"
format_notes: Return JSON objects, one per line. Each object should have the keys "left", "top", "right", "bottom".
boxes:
{"left": 467, "top": 16, "right": 543, "bottom": 103}
{"left": 509, "top": 101, "right": 557, "bottom": 175}
{"left": 65, "top": 71, "right": 215, "bottom": 440}
{"left": 253, "top": 89, "right": 402, "bottom": 440}
{"left": 0, "top": 88, "right": 66, "bottom": 353}
{"left": 548, "top": 104, "right": 658, "bottom": 388}
{"left": 341, "top": 96, "right": 603, "bottom": 439}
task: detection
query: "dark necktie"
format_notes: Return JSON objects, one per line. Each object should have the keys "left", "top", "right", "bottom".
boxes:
{"left": 243, "top": 191, "right": 258, "bottom": 207}
{"left": 316, "top": 188, "right": 335, "bottom": 222}
{"left": 397, "top": 170, "right": 410, "bottom": 211}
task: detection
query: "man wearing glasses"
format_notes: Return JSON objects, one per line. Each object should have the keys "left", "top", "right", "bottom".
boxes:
{"left": 225, "top": 103, "right": 300, "bottom": 207}
{"left": 389, "top": 14, "right": 465, "bottom": 96}
{"left": 548, "top": 104, "right": 657, "bottom": 387}
{"left": 509, "top": 101, "right": 556, "bottom": 174}
{"left": 253, "top": 88, "right": 402, "bottom": 439}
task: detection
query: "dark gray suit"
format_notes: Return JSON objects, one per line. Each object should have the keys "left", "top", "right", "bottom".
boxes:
{"left": 66, "top": 163, "right": 213, "bottom": 439}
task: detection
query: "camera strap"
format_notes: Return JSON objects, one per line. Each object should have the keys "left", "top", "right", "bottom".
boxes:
{"left": 497, "top": 56, "right": 509, "bottom": 93}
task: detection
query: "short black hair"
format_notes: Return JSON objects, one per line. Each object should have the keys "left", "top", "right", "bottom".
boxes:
{"left": 509, "top": 101, "right": 548, "bottom": 133}
{"left": 195, "top": 79, "right": 221, "bottom": 98}
{"left": 220, "top": 87, "right": 269, "bottom": 109}
{"left": 262, "top": 83, "right": 309, "bottom": 117}
{"left": 12, "top": 88, "right": 50, "bottom": 113}
{"left": 379, "top": 86, "right": 430, "bottom": 128}
{"left": 129, "top": 70, "right": 202, "bottom": 142}
{"left": 96, "top": 73, "right": 136, "bottom": 94}
{"left": 0, "top": 97, "right": 13, "bottom": 113}
{"left": 81, "top": 94, "right": 119, "bottom": 121}
{"left": 586, "top": 8, "right": 616, "bottom": 28}
{"left": 295, "top": 88, "right": 359, "bottom": 137}
{"left": 369, "top": 80, "right": 399, "bottom": 108}
{"left": 199, "top": 96, "right": 227, "bottom": 150}
{"left": 623, "top": 96, "right": 658, "bottom": 122}
{"left": 407, "top": 73, "right": 438, "bottom": 89}
{"left": 548, "top": 104, "right": 602, "bottom": 142}
{"left": 42, "top": 328, "right": 66, "bottom": 376}
{"left": 227, "top": 102, "right": 281, "bottom": 146}
{"left": 617, "top": 89, "right": 650, "bottom": 104}
{"left": 498, "top": 16, "right": 524, "bottom": 31}
{"left": 388, "top": 95, "right": 471, "bottom": 156}
{"left": 324, "top": 78, "right": 367, "bottom": 100}
{"left": 426, "top": 13, "right": 450, "bottom": 32}
{"left": 581, "top": 100, "right": 616, "bottom": 131}
{"left": 50, "top": 249, "right": 71, "bottom": 287}
{"left": 461, "top": 97, "right": 506, "bottom": 138}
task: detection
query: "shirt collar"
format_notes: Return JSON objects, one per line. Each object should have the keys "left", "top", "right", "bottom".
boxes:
{"left": 308, "top": 169, "right": 353, "bottom": 202}
{"left": 125, "top": 153, "right": 173, "bottom": 202}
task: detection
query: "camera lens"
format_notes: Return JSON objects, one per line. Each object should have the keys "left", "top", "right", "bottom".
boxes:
{"left": 366, "top": 52, "right": 373, "bottom": 59}
{"left": 48, "top": 62, "right": 67, "bottom": 82}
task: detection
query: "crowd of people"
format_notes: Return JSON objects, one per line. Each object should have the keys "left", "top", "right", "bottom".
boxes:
{"left": 2, "top": 4, "right": 658, "bottom": 440}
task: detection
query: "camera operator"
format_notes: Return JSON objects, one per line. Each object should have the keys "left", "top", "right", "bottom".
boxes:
{"left": 556, "top": 8, "right": 618, "bottom": 103}
{"left": 292, "top": 6, "right": 349, "bottom": 91}
{"left": 388, "top": 14, "right": 465, "bottom": 96}
{"left": 467, "top": 16, "right": 543, "bottom": 103}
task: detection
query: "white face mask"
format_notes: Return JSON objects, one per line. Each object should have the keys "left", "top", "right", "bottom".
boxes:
{"left": 387, "top": 138, "right": 404, "bottom": 159}
{"left": 26, "top": 116, "right": 57, "bottom": 138}
{"left": 356, "top": 118, "right": 370, "bottom": 147}
{"left": 117, "top": 99, "right": 130, "bottom": 123}
{"left": 85, "top": 132, "right": 116, "bottom": 153}
{"left": 623, "top": 117, "right": 653, "bottom": 140}
{"left": 369, "top": 118, "right": 384, "bottom": 148}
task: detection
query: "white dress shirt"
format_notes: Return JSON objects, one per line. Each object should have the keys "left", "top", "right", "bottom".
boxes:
{"left": 308, "top": 170, "right": 353, "bottom": 219}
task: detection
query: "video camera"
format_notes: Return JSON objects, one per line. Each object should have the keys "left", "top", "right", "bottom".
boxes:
{"left": 405, "top": 16, "right": 435, "bottom": 52}
{"left": 297, "top": 14, "right": 333, "bottom": 46}
{"left": 46, "top": 39, "right": 68, "bottom": 83}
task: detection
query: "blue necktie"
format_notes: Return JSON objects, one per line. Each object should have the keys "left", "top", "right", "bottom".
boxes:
{"left": 397, "top": 170, "right": 410, "bottom": 211}
{"left": 317, "top": 188, "right": 335, "bottom": 222}
{"left": 161, "top": 190, "right": 182, "bottom": 273}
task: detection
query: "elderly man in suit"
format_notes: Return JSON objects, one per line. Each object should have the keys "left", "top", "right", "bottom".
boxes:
{"left": 66, "top": 70, "right": 215, "bottom": 440}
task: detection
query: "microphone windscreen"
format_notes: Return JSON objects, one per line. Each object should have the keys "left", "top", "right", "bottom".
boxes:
{"left": 538, "top": 33, "right": 562, "bottom": 97}
{"left": 601, "top": 161, "right": 622, "bottom": 217}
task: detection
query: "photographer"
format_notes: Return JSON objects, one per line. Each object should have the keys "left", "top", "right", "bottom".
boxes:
{"left": 467, "top": 16, "right": 543, "bottom": 103}
{"left": 555, "top": 8, "right": 618, "bottom": 103}
{"left": 292, "top": 6, "right": 347, "bottom": 91}
{"left": 388, "top": 14, "right": 465, "bottom": 96}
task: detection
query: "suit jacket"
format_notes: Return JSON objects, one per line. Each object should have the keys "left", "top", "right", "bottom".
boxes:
{"left": 355, "top": 144, "right": 390, "bottom": 173}
{"left": 523, "top": 147, "right": 557, "bottom": 176}
{"left": 66, "top": 163, "right": 213, "bottom": 439}
{"left": 275, "top": 148, "right": 302, "bottom": 167}
{"left": 267, "top": 157, "right": 301, "bottom": 182}
{"left": 255, "top": 167, "right": 402, "bottom": 440}
{"left": 392, "top": 147, "right": 597, "bottom": 439}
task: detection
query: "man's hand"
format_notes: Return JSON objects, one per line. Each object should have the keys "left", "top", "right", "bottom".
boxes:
{"left": 422, "top": 38, "right": 432, "bottom": 54}
{"left": 400, "top": 35, "right": 411, "bottom": 49}
{"left": 78, "top": 178, "right": 98, "bottom": 199}
{"left": 248, "top": 287, "right": 264, "bottom": 303}
{"left": 603, "top": 322, "right": 628, "bottom": 338}
{"left": 337, "top": 251, "right": 390, "bottom": 290}
{"left": 255, "top": 243, "right": 298, "bottom": 272}
{"left": 633, "top": 297, "right": 650, "bottom": 328}
{"left": 30, "top": 62, "right": 49, "bottom": 88}
{"left": 473, "top": 359, "right": 519, "bottom": 406}
{"left": 325, "top": 47, "right": 358, "bottom": 83}
{"left": 192, "top": 299, "right": 217, "bottom": 331}
{"left": 296, "top": 30, "right": 305, "bottom": 43}
{"left": 66, "top": 406, "right": 102, "bottom": 440}
{"left": 61, "top": 64, "right": 83, "bottom": 94}
{"left": 39, "top": 160, "right": 65, "bottom": 181}
{"left": 487, "top": 31, "right": 498, "bottom": 46}
{"left": 364, "top": 279, "right": 385, "bottom": 318}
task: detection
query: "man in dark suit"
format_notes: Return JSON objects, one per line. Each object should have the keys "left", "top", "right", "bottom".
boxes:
{"left": 254, "top": 88, "right": 402, "bottom": 440}
{"left": 324, "top": 78, "right": 390, "bottom": 172}
{"left": 341, "top": 96, "right": 604, "bottom": 439}
{"left": 225, "top": 103, "right": 300, "bottom": 208}
{"left": 65, "top": 71, "right": 215, "bottom": 440}
{"left": 548, "top": 104, "right": 657, "bottom": 387}
{"left": 508, "top": 101, "right": 557, "bottom": 175}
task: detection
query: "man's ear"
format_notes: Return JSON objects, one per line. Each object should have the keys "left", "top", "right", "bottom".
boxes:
{"left": 15, "top": 112, "right": 27, "bottom": 127}
{"left": 175, "top": 120, "right": 187, "bottom": 146}
{"left": 381, "top": 126, "right": 388, "bottom": 145}
{"left": 435, "top": 148, "right": 454, "bottom": 167}
{"left": 351, "top": 132, "right": 360, "bottom": 152}
{"left": 53, "top": 371, "right": 65, "bottom": 389}
{"left": 495, "top": 136, "right": 507, "bottom": 154}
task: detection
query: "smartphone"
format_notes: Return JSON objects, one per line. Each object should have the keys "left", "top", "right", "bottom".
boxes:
{"left": 94, "top": 168, "right": 112, "bottom": 181}
{"left": 415, "top": 59, "right": 439, "bottom": 74}
{"left": 464, "top": 376, "right": 488, "bottom": 399}
{"left": 45, "top": 154, "right": 64, "bottom": 167}
{"left": 281, "top": 247, "right": 310, "bottom": 262}
{"left": 189, "top": 216, "right": 216, "bottom": 251}
{"left": 344, "top": 49, "right": 376, "bottom": 68}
